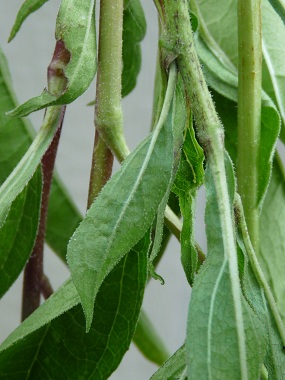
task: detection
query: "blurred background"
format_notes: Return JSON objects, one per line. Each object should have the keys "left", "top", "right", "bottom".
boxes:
{"left": 0, "top": 2, "right": 206, "bottom": 378}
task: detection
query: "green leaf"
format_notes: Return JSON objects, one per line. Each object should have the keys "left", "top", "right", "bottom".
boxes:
{"left": 67, "top": 66, "right": 178, "bottom": 331}
{"left": 150, "top": 345, "right": 186, "bottom": 380}
{"left": 236, "top": 211, "right": 285, "bottom": 379}
{"left": 260, "top": 155, "right": 285, "bottom": 322}
{"left": 0, "top": 241, "right": 148, "bottom": 379}
{"left": 186, "top": 163, "right": 267, "bottom": 379}
{"left": 8, "top": 0, "right": 50, "bottom": 42}
{"left": 122, "top": 0, "right": 146, "bottom": 97}
{"left": 9, "top": 0, "right": 97, "bottom": 117}
{"left": 0, "top": 169, "right": 41, "bottom": 298}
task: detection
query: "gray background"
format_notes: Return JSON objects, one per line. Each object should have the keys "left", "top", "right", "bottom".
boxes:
{"left": 0, "top": 2, "right": 206, "bottom": 378}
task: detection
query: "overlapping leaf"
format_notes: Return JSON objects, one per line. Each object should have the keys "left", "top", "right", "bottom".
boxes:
{"left": 9, "top": 0, "right": 50, "bottom": 42}
{"left": 9, "top": 0, "right": 97, "bottom": 117}
{"left": 186, "top": 161, "right": 267, "bottom": 379}
{"left": 0, "top": 239, "right": 148, "bottom": 379}
{"left": 122, "top": 0, "right": 146, "bottom": 97}
{"left": 67, "top": 67, "right": 183, "bottom": 331}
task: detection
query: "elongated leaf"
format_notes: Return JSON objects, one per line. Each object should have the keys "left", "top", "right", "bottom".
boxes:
{"left": 260, "top": 155, "right": 285, "bottom": 322}
{"left": 9, "top": 0, "right": 97, "bottom": 117}
{"left": 9, "top": 0, "right": 50, "bottom": 42}
{"left": 67, "top": 67, "right": 179, "bottom": 330}
{"left": 0, "top": 169, "right": 41, "bottom": 298}
{"left": 236, "top": 215, "right": 285, "bottom": 379}
{"left": 150, "top": 345, "right": 186, "bottom": 380}
{"left": 0, "top": 240, "right": 148, "bottom": 379}
{"left": 268, "top": 0, "right": 285, "bottom": 25}
{"left": 148, "top": 76, "right": 186, "bottom": 278}
{"left": 122, "top": 0, "right": 146, "bottom": 97}
{"left": 186, "top": 162, "right": 267, "bottom": 379}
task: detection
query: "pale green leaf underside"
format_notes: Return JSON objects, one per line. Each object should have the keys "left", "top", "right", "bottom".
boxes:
{"left": 268, "top": 0, "right": 285, "bottom": 25}
{"left": 9, "top": 0, "right": 97, "bottom": 117}
{"left": 150, "top": 345, "right": 186, "bottom": 380}
{"left": 186, "top": 165, "right": 266, "bottom": 379}
{"left": 8, "top": 0, "right": 50, "bottom": 42}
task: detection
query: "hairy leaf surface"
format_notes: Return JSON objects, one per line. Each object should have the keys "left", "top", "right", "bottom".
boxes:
{"left": 0, "top": 242, "right": 148, "bottom": 379}
{"left": 67, "top": 70, "right": 182, "bottom": 330}
{"left": 10, "top": 0, "right": 97, "bottom": 117}
{"left": 122, "top": 0, "right": 146, "bottom": 97}
{"left": 186, "top": 162, "right": 266, "bottom": 379}
{"left": 9, "top": 0, "right": 50, "bottom": 42}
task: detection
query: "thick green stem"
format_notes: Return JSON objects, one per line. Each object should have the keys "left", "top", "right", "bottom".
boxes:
{"left": 160, "top": 1, "right": 247, "bottom": 376}
{"left": 237, "top": 0, "right": 262, "bottom": 253}
{"left": 94, "top": 0, "right": 129, "bottom": 162}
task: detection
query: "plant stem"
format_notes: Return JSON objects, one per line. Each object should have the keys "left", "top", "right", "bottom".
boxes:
{"left": 94, "top": 0, "right": 129, "bottom": 162}
{"left": 87, "top": 130, "right": 114, "bottom": 208}
{"left": 21, "top": 40, "right": 69, "bottom": 321}
{"left": 160, "top": 1, "right": 247, "bottom": 375}
{"left": 22, "top": 116, "right": 64, "bottom": 321}
{"left": 237, "top": 0, "right": 262, "bottom": 253}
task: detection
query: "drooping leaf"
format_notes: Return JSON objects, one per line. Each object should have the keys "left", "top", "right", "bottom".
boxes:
{"left": 268, "top": 0, "right": 285, "bottom": 24}
{"left": 186, "top": 162, "right": 267, "bottom": 379}
{"left": 8, "top": 0, "right": 50, "bottom": 42}
{"left": 150, "top": 345, "right": 186, "bottom": 380}
{"left": 0, "top": 169, "right": 41, "bottom": 298}
{"left": 0, "top": 239, "right": 148, "bottom": 379}
{"left": 9, "top": 0, "right": 97, "bottom": 117}
{"left": 67, "top": 66, "right": 179, "bottom": 331}
{"left": 236, "top": 202, "right": 285, "bottom": 379}
{"left": 0, "top": 44, "right": 81, "bottom": 262}
{"left": 122, "top": 0, "right": 146, "bottom": 97}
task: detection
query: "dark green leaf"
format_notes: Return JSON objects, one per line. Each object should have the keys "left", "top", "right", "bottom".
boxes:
{"left": 0, "top": 241, "right": 148, "bottom": 379}
{"left": 122, "top": 0, "right": 146, "bottom": 97}
{"left": 9, "top": 0, "right": 50, "bottom": 42}
{"left": 268, "top": 0, "right": 285, "bottom": 28}
{"left": 150, "top": 345, "right": 186, "bottom": 380}
{"left": 67, "top": 68, "right": 179, "bottom": 330}
{"left": 186, "top": 164, "right": 267, "bottom": 379}
{"left": 9, "top": 0, "right": 97, "bottom": 117}
{"left": 0, "top": 169, "right": 41, "bottom": 298}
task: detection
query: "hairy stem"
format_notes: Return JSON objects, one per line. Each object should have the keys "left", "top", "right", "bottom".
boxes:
{"left": 160, "top": 1, "right": 247, "bottom": 376}
{"left": 237, "top": 0, "right": 262, "bottom": 253}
